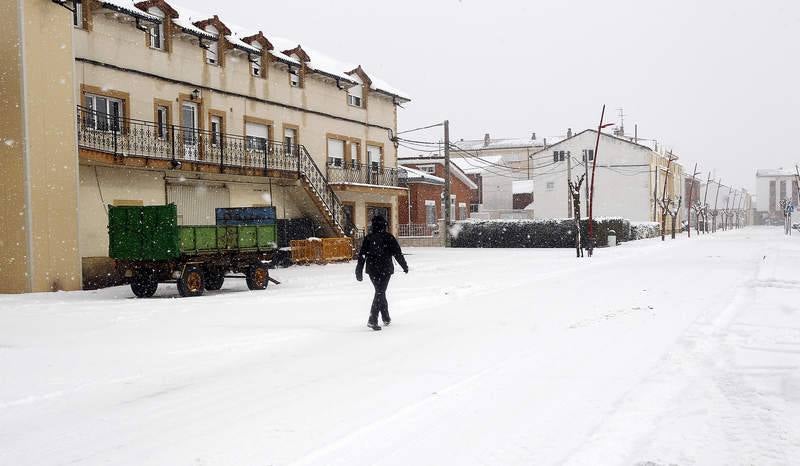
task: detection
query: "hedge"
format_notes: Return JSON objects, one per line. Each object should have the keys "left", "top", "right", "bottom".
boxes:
{"left": 450, "top": 217, "right": 633, "bottom": 248}
{"left": 630, "top": 222, "right": 661, "bottom": 240}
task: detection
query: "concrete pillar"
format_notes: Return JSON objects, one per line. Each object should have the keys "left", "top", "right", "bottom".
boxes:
{"left": 0, "top": 0, "right": 80, "bottom": 292}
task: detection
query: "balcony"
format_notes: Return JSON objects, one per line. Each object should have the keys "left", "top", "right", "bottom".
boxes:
{"left": 326, "top": 160, "right": 403, "bottom": 189}
{"left": 76, "top": 106, "right": 299, "bottom": 174}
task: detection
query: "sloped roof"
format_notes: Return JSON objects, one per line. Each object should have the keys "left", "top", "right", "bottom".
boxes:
{"left": 398, "top": 157, "right": 478, "bottom": 189}
{"left": 399, "top": 166, "right": 445, "bottom": 184}
{"left": 757, "top": 168, "right": 798, "bottom": 177}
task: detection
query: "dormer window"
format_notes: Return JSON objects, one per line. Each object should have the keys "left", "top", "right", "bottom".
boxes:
{"left": 289, "top": 68, "right": 301, "bottom": 88}
{"left": 347, "top": 85, "right": 363, "bottom": 108}
{"left": 71, "top": 1, "right": 83, "bottom": 28}
{"left": 250, "top": 44, "right": 262, "bottom": 77}
{"left": 146, "top": 8, "right": 165, "bottom": 50}
{"left": 205, "top": 25, "right": 219, "bottom": 65}
{"left": 206, "top": 40, "right": 218, "bottom": 65}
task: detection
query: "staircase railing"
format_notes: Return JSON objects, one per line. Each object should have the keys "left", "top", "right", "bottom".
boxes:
{"left": 298, "top": 146, "right": 345, "bottom": 235}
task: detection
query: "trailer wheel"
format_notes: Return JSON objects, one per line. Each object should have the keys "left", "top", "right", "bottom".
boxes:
{"left": 178, "top": 265, "right": 205, "bottom": 297}
{"left": 205, "top": 270, "right": 225, "bottom": 291}
{"left": 246, "top": 264, "right": 269, "bottom": 290}
{"left": 131, "top": 272, "right": 158, "bottom": 298}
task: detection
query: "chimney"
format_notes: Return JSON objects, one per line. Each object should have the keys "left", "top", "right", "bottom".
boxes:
{"left": 543, "top": 137, "right": 548, "bottom": 148}
{"left": 531, "top": 132, "right": 536, "bottom": 141}
{"left": 567, "top": 128, "right": 573, "bottom": 138}
{"left": 484, "top": 133, "right": 490, "bottom": 146}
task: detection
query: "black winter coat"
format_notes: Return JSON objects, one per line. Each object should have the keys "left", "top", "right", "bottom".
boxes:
{"left": 356, "top": 231, "right": 408, "bottom": 278}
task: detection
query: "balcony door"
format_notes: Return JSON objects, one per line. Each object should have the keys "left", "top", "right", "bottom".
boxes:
{"left": 84, "top": 94, "right": 123, "bottom": 132}
{"left": 367, "top": 145, "right": 382, "bottom": 184}
{"left": 181, "top": 102, "right": 199, "bottom": 160}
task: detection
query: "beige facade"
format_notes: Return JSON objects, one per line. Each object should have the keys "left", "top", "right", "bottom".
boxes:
{"left": 1, "top": 1, "right": 409, "bottom": 292}
{"left": 0, "top": 0, "right": 81, "bottom": 293}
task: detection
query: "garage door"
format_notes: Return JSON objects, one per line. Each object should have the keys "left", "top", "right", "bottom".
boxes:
{"left": 167, "top": 183, "right": 230, "bottom": 225}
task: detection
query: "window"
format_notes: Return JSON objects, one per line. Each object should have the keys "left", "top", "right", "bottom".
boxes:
{"left": 419, "top": 165, "right": 436, "bottom": 174}
{"left": 245, "top": 122, "right": 269, "bottom": 152}
{"left": 251, "top": 56, "right": 262, "bottom": 77}
{"left": 327, "top": 138, "right": 345, "bottom": 167}
{"left": 367, "top": 145, "right": 382, "bottom": 168}
{"left": 459, "top": 202, "right": 467, "bottom": 221}
{"left": 350, "top": 142, "right": 360, "bottom": 167}
{"left": 553, "top": 150, "right": 566, "bottom": 162}
{"left": 210, "top": 116, "right": 222, "bottom": 147}
{"left": 425, "top": 200, "right": 436, "bottom": 225}
{"left": 149, "top": 23, "right": 163, "bottom": 49}
{"left": 546, "top": 181, "right": 555, "bottom": 191}
{"left": 289, "top": 69, "right": 301, "bottom": 87}
{"left": 780, "top": 180, "right": 787, "bottom": 201}
{"left": 156, "top": 105, "right": 169, "bottom": 139}
{"left": 71, "top": 0, "right": 83, "bottom": 28}
{"left": 206, "top": 40, "right": 218, "bottom": 65}
{"left": 347, "top": 85, "right": 363, "bottom": 107}
{"left": 84, "top": 94, "right": 123, "bottom": 131}
{"left": 583, "top": 149, "right": 594, "bottom": 162}
{"left": 770, "top": 181, "right": 776, "bottom": 212}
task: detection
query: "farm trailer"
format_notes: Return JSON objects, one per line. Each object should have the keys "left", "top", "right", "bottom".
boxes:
{"left": 109, "top": 204, "right": 277, "bottom": 298}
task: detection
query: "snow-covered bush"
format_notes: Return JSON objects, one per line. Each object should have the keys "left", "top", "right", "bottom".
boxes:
{"left": 451, "top": 217, "right": 632, "bottom": 248}
{"left": 630, "top": 222, "right": 661, "bottom": 240}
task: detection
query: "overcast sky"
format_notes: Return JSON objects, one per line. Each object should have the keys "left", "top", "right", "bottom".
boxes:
{"left": 189, "top": 0, "right": 799, "bottom": 191}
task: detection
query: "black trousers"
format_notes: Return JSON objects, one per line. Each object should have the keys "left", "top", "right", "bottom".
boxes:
{"left": 368, "top": 273, "right": 392, "bottom": 325}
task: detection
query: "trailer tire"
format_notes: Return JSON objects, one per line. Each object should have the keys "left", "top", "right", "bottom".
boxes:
{"left": 131, "top": 272, "right": 158, "bottom": 298}
{"left": 205, "top": 270, "right": 225, "bottom": 291}
{"left": 178, "top": 265, "right": 205, "bottom": 297}
{"left": 246, "top": 264, "right": 269, "bottom": 290}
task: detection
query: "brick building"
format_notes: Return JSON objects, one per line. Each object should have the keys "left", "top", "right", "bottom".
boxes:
{"left": 398, "top": 157, "right": 478, "bottom": 226}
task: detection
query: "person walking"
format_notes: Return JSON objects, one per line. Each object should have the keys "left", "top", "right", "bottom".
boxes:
{"left": 355, "top": 215, "right": 408, "bottom": 331}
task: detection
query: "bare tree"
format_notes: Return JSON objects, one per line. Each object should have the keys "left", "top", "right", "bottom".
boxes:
{"left": 664, "top": 196, "right": 682, "bottom": 239}
{"left": 568, "top": 174, "right": 586, "bottom": 258}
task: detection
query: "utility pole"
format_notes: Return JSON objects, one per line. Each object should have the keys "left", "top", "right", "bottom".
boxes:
{"left": 660, "top": 153, "right": 675, "bottom": 241}
{"left": 443, "top": 120, "right": 451, "bottom": 247}
{"left": 566, "top": 151, "right": 573, "bottom": 218}
{"left": 713, "top": 179, "right": 722, "bottom": 233}
{"left": 653, "top": 167, "right": 659, "bottom": 222}
{"left": 588, "top": 104, "right": 613, "bottom": 257}
{"left": 687, "top": 163, "right": 698, "bottom": 238}
{"left": 526, "top": 147, "right": 531, "bottom": 180}
{"left": 584, "top": 151, "right": 590, "bottom": 217}
{"left": 702, "top": 172, "right": 711, "bottom": 233}
{"left": 724, "top": 186, "right": 733, "bottom": 231}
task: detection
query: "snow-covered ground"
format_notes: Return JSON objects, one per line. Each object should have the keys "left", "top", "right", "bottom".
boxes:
{"left": 1, "top": 227, "right": 798, "bottom": 465}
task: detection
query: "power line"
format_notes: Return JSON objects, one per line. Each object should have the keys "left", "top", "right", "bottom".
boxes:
{"left": 397, "top": 122, "right": 444, "bottom": 135}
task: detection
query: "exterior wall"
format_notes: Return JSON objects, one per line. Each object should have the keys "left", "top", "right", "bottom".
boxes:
{"left": 513, "top": 193, "right": 533, "bottom": 210}
{"left": 73, "top": 13, "right": 398, "bottom": 172}
{"left": 533, "top": 132, "right": 655, "bottom": 222}
{"left": 399, "top": 182, "right": 442, "bottom": 224}
{"left": 756, "top": 174, "right": 797, "bottom": 215}
{"left": 336, "top": 190, "right": 399, "bottom": 235}
{"left": 400, "top": 163, "right": 475, "bottom": 222}
{"left": 0, "top": 1, "right": 81, "bottom": 293}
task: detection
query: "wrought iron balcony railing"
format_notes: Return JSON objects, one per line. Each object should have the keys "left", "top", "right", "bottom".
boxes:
{"left": 76, "top": 105, "right": 345, "bottom": 235}
{"left": 326, "top": 160, "right": 402, "bottom": 188}
{"left": 76, "top": 106, "right": 298, "bottom": 172}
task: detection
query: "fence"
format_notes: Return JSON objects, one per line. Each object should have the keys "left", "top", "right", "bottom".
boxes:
{"left": 398, "top": 224, "right": 438, "bottom": 237}
{"left": 291, "top": 237, "right": 353, "bottom": 263}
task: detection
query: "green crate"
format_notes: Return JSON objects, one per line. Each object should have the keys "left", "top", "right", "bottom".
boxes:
{"left": 108, "top": 204, "right": 180, "bottom": 261}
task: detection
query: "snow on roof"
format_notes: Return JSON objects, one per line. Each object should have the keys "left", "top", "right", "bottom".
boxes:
{"left": 757, "top": 168, "right": 797, "bottom": 177}
{"left": 448, "top": 155, "right": 506, "bottom": 175}
{"left": 453, "top": 137, "right": 554, "bottom": 151}
{"left": 171, "top": 5, "right": 218, "bottom": 39}
{"left": 399, "top": 157, "right": 478, "bottom": 189}
{"left": 102, "top": 0, "right": 161, "bottom": 21}
{"left": 512, "top": 180, "right": 535, "bottom": 194}
{"left": 165, "top": 2, "right": 405, "bottom": 100}
{"left": 399, "top": 165, "right": 445, "bottom": 184}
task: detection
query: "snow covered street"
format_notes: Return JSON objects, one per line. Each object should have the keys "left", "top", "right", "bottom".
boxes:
{"left": 1, "top": 227, "right": 798, "bottom": 465}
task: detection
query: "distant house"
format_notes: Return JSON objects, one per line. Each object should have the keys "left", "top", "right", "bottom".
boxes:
{"left": 531, "top": 130, "right": 685, "bottom": 226}
{"left": 448, "top": 132, "right": 564, "bottom": 211}
{"left": 398, "top": 157, "right": 478, "bottom": 227}
{"left": 756, "top": 168, "right": 798, "bottom": 223}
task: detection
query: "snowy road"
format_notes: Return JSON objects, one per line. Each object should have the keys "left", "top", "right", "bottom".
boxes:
{"left": 1, "top": 227, "right": 798, "bottom": 465}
